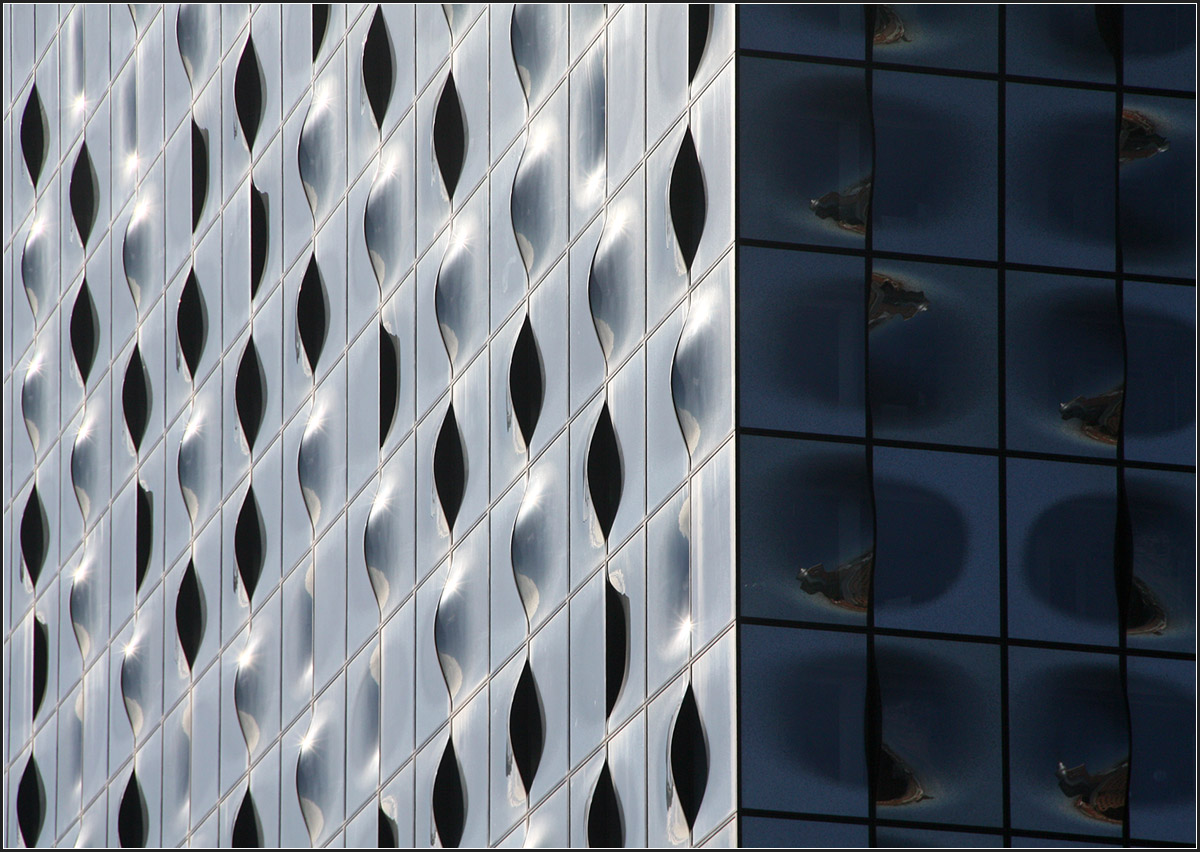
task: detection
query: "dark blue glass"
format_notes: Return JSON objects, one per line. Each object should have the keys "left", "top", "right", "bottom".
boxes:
{"left": 877, "top": 826, "right": 1003, "bottom": 847}
{"left": 740, "top": 248, "right": 865, "bottom": 437}
{"left": 1005, "top": 84, "right": 1117, "bottom": 272}
{"left": 1120, "top": 96, "right": 1196, "bottom": 280}
{"left": 1008, "top": 647, "right": 1127, "bottom": 838}
{"left": 1006, "top": 458, "right": 1119, "bottom": 647}
{"left": 874, "top": 447, "right": 1000, "bottom": 636}
{"left": 740, "top": 625, "right": 869, "bottom": 817}
{"left": 738, "top": 59, "right": 871, "bottom": 247}
{"left": 741, "top": 816, "right": 868, "bottom": 847}
{"left": 876, "top": 636, "right": 1004, "bottom": 827}
{"left": 1005, "top": 272, "right": 1121, "bottom": 459}
{"left": 869, "top": 260, "right": 998, "bottom": 448}
{"left": 1006, "top": 6, "right": 1116, "bottom": 85}
{"left": 1127, "top": 656, "right": 1195, "bottom": 843}
{"left": 740, "top": 436, "right": 871, "bottom": 626}
{"left": 873, "top": 72, "right": 998, "bottom": 261}
{"left": 1126, "top": 468, "right": 1196, "bottom": 653}
{"left": 739, "top": 5, "right": 864, "bottom": 60}
{"left": 871, "top": 5, "right": 1000, "bottom": 74}
{"left": 1123, "top": 280, "right": 1196, "bottom": 465}
{"left": 1124, "top": 5, "right": 1196, "bottom": 91}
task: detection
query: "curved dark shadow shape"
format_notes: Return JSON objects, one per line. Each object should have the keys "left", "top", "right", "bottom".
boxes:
{"left": 1009, "top": 112, "right": 1119, "bottom": 247}
{"left": 70, "top": 142, "right": 99, "bottom": 245}
{"left": 192, "top": 120, "right": 209, "bottom": 231}
{"left": 17, "top": 757, "right": 45, "bottom": 847}
{"left": 136, "top": 482, "right": 153, "bottom": 591}
{"left": 379, "top": 324, "right": 400, "bottom": 447}
{"left": 1127, "top": 479, "right": 1194, "bottom": 594}
{"left": 688, "top": 5, "right": 713, "bottom": 84}
{"left": 587, "top": 405, "right": 623, "bottom": 543}
{"left": 118, "top": 770, "right": 149, "bottom": 848}
{"left": 432, "top": 739, "right": 466, "bottom": 848}
{"left": 250, "top": 182, "right": 268, "bottom": 298}
{"left": 670, "top": 129, "right": 707, "bottom": 272}
{"left": 434, "top": 405, "right": 467, "bottom": 532}
{"left": 22, "top": 85, "right": 48, "bottom": 186}
{"left": 71, "top": 281, "right": 100, "bottom": 384}
{"left": 509, "top": 315, "right": 544, "bottom": 450}
{"left": 33, "top": 616, "right": 48, "bottom": 720}
{"left": 587, "top": 763, "right": 624, "bottom": 848}
{"left": 123, "top": 345, "right": 151, "bottom": 451}
{"left": 740, "top": 66, "right": 871, "bottom": 220}
{"left": 742, "top": 448, "right": 873, "bottom": 600}
{"left": 235, "top": 37, "right": 265, "bottom": 151}
{"left": 378, "top": 807, "right": 399, "bottom": 847}
{"left": 605, "top": 577, "right": 629, "bottom": 719}
{"left": 175, "top": 560, "right": 207, "bottom": 671}
{"left": 232, "top": 790, "right": 263, "bottom": 848}
{"left": 510, "top": 659, "right": 545, "bottom": 797}
{"left": 434, "top": 74, "right": 467, "bottom": 200}
{"left": 670, "top": 684, "right": 709, "bottom": 831}
{"left": 297, "top": 256, "right": 329, "bottom": 375}
{"left": 312, "top": 5, "right": 330, "bottom": 60}
{"left": 236, "top": 339, "right": 266, "bottom": 450}
{"left": 1038, "top": 5, "right": 1121, "bottom": 62}
{"left": 363, "top": 7, "right": 394, "bottom": 128}
{"left": 747, "top": 263, "right": 866, "bottom": 408}
{"left": 178, "top": 270, "right": 208, "bottom": 380}
{"left": 235, "top": 487, "right": 265, "bottom": 603}
{"left": 21, "top": 486, "right": 49, "bottom": 586}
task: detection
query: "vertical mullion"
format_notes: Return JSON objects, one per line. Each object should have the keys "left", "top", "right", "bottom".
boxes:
{"left": 997, "top": 5, "right": 1012, "bottom": 847}
{"left": 1111, "top": 7, "right": 1133, "bottom": 849}
{"left": 863, "top": 4, "right": 879, "bottom": 847}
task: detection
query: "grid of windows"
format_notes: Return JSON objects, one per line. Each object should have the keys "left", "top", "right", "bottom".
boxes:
{"left": 4, "top": 4, "right": 739, "bottom": 847}
{"left": 735, "top": 5, "right": 1194, "bottom": 847}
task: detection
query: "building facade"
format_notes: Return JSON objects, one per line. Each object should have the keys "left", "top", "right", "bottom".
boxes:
{"left": 4, "top": 3, "right": 736, "bottom": 848}
{"left": 2, "top": 4, "right": 1194, "bottom": 849}
{"left": 736, "top": 4, "right": 1195, "bottom": 848}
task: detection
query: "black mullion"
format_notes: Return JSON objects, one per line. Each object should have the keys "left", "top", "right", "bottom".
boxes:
{"left": 739, "top": 426, "right": 1196, "bottom": 475}
{"left": 737, "top": 46, "right": 1196, "bottom": 101}
{"left": 739, "top": 615, "right": 1197, "bottom": 662}
{"left": 863, "top": 5, "right": 880, "bottom": 846}
{"left": 997, "top": 6, "right": 1011, "bottom": 846}
{"left": 738, "top": 237, "right": 1197, "bottom": 288}
{"left": 1111, "top": 7, "right": 1134, "bottom": 848}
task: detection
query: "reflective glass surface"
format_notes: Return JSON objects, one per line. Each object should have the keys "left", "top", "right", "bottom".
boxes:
{"left": 3, "top": 5, "right": 736, "bottom": 847}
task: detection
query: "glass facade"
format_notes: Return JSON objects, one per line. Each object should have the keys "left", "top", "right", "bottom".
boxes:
{"left": 4, "top": 4, "right": 736, "bottom": 847}
{"left": 737, "top": 4, "right": 1195, "bottom": 848}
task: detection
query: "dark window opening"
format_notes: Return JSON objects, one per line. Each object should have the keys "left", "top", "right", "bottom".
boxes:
{"left": 70, "top": 280, "right": 100, "bottom": 384}
{"left": 669, "top": 128, "right": 707, "bottom": 273}
{"left": 236, "top": 339, "right": 266, "bottom": 451}
{"left": 363, "top": 7, "right": 395, "bottom": 128}
{"left": 178, "top": 269, "right": 208, "bottom": 380}
{"left": 433, "top": 73, "right": 466, "bottom": 200}
{"left": 235, "top": 487, "right": 265, "bottom": 603}
{"left": 605, "top": 577, "right": 629, "bottom": 718}
{"left": 175, "top": 560, "right": 207, "bottom": 671}
{"left": 21, "top": 85, "right": 48, "bottom": 185}
{"left": 123, "top": 345, "right": 151, "bottom": 451}
{"left": 192, "top": 120, "right": 209, "bottom": 231}
{"left": 432, "top": 739, "right": 466, "bottom": 848}
{"left": 587, "top": 762, "right": 624, "bottom": 849}
{"left": 70, "top": 142, "right": 99, "bottom": 245}
{"left": 21, "top": 486, "right": 48, "bottom": 587}
{"left": 118, "top": 771, "right": 149, "bottom": 848}
{"left": 509, "top": 314, "right": 544, "bottom": 451}
{"left": 379, "top": 323, "right": 401, "bottom": 447}
{"left": 434, "top": 405, "right": 467, "bottom": 532}
{"left": 509, "top": 659, "right": 545, "bottom": 797}
{"left": 235, "top": 38, "right": 265, "bottom": 151}
{"left": 587, "top": 404, "right": 623, "bottom": 542}
{"left": 297, "top": 256, "right": 329, "bottom": 375}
